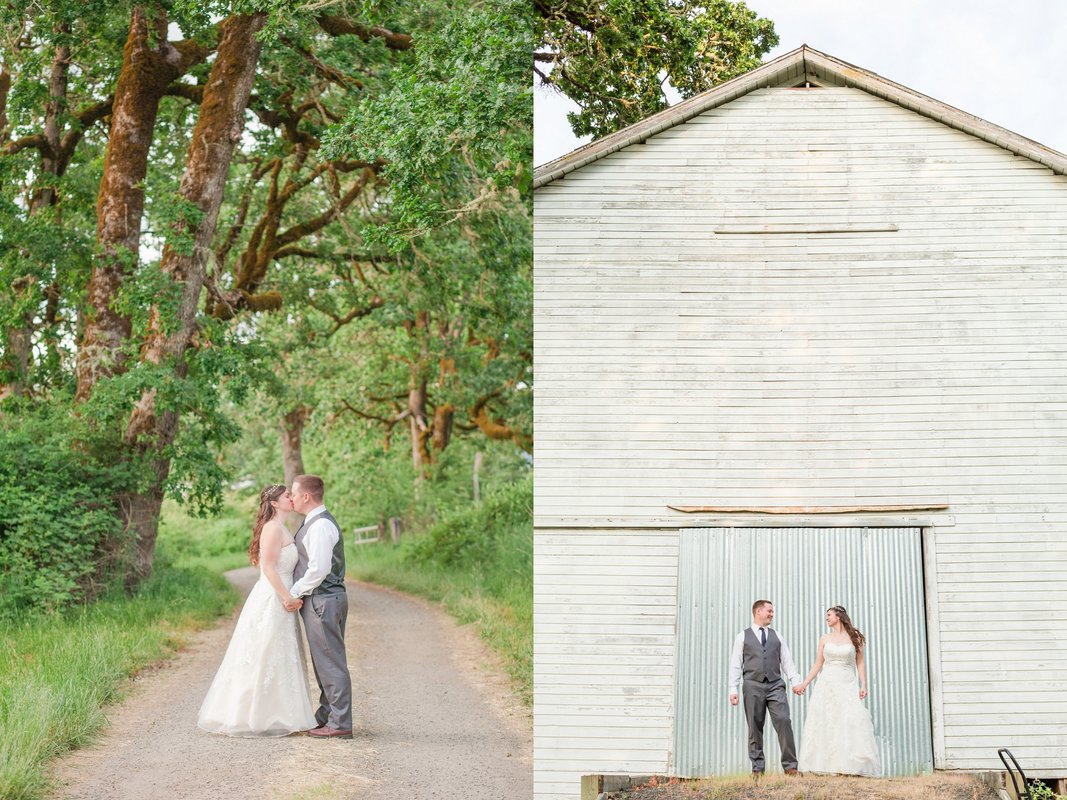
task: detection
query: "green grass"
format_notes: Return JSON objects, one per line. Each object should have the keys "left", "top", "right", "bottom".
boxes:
{"left": 156, "top": 494, "right": 257, "bottom": 574}
{"left": 346, "top": 479, "right": 533, "bottom": 705}
{"left": 0, "top": 497, "right": 249, "bottom": 800}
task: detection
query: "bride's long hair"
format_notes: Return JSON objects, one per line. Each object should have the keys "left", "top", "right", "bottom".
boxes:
{"left": 829, "top": 605, "right": 867, "bottom": 653}
{"left": 249, "top": 484, "right": 287, "bottom": 566}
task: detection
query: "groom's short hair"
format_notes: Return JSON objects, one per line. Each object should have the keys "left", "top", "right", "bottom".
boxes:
{"left": 294, "top": 474, "right": 325, "bottom": 501}
{"left": 752, "top": 600, "right": 772, "bottom": 614}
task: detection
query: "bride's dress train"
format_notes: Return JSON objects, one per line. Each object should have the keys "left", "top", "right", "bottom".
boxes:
{"left": 798, "top": 641, "right": 880, "bottom": 776}
{"left": 198, "top": 543, "right": 316, "bottom": 736}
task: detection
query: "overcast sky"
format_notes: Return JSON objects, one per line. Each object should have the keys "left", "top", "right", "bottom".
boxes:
{"left": 534, "top": 0, "right": 1067, "bottom": 166}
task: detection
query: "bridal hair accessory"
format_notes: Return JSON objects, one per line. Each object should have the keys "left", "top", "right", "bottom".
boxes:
{"left": 260, "top": 484, "right": 286, "bottom": 502}
{"left": 250, "top": 485, "right": 287, "bottom": 566}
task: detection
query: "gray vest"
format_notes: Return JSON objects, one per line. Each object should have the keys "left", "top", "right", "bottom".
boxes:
{"left": 742, "top": 627, "right": 783, "bottom": 684}
{"left": 293, "top": 509, "right": 346, "bottom": 595}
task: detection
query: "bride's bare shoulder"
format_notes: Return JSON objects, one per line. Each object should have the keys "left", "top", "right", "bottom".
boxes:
{"left": 261, "top": 518, "right": 286, "bottom": 538}
{"left": 264, "top": 518, "right": 294, "bottom": 542}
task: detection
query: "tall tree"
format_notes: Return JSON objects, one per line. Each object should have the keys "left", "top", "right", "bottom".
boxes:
{"left": 76, "top": 7, "right": 213, "bottom": 399}
{"left": 120, "top": 12, "right": 267, "bottom": 581}
{"left": 319, "top": 0, "right": 533, "bottom": 476}
{"left": 0, "top": 5, "right": 119, "bottom": 397}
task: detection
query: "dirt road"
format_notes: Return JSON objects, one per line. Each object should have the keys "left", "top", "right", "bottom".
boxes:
{"left": 50, "top": 570, "right": 531, "bottom": 800}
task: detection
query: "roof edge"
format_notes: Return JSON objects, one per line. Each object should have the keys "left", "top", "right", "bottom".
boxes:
{"left": 534, "top": 44, "right": 1067, "bottom": 189}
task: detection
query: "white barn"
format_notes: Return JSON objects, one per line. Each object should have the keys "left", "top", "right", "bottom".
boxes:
{"left": 533, "top": 46, "right": 1067, "bottom": 800}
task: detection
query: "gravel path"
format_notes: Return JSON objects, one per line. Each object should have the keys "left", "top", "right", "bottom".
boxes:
{"left": 49, "top": 570, "right": 531, "bottom": 800}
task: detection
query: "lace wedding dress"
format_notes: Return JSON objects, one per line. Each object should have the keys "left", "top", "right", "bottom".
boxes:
{"left": 797, "top": 641, "right": 880, "bottom": 776}
{"left": 197, "top": 543, "right": 316, "bottom": 737}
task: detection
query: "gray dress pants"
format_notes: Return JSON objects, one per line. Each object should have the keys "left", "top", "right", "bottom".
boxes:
{"left": 743, "top": 678, "right": 798, "bottom": 772}
{"left": 300, "top": 591, "right": 353, "bottom": 730}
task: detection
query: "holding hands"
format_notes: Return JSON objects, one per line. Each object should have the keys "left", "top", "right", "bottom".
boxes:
{"left": 792, "top": 684, "right": 807, "bottom": 696}
{"left": 283, "top": 597, "right": 303, "bottom": 613}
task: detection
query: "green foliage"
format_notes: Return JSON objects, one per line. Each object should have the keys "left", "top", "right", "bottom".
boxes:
{"left": 1029, "top": 781, "right": 1067, "bottom": 800}
{"left": 407, "top": 478, "right": 532, "bottom": 571}
{"left": 0, "top": 405, "right": 133, "bottom": 617}
{"left": 111, "top": 258, "right": 182, "bottom": 335}
{"left": 0, "top": 0, "right": 122, "bottom": 393}
{"left": 157, "top": 493, "right": 256, "bottom": 573}
{"left": 537, "top": 0, "right": 778, "bottom": 139}
{"left": 73, "top": 315, "right": 270, "bottom": 517}
{"left": 323, "top": 0, "right": 533, "bottom": 247}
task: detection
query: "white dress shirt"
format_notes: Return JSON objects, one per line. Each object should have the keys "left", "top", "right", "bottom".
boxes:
{"left": 728, "top": 624, "right": 803, "bottom": 696}
{"left": 289, "top": 505, "right": 340, "bottom": 598}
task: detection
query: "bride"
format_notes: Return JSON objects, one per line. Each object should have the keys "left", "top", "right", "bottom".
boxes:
{"left": 197, "top": 484, "right": 317, "bottom": 737}
{"left": 796, "top": 605, "right": 880, "bottom": 776}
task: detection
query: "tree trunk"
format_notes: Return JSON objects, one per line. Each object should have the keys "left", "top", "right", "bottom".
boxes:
{"left": 280, "top": 405, "right": 311, "bottom": 486}
{"left": 0, "top": 322, "right": 31, "bottom": 401}
{"left": 76, "top": 8, "right": 211, "bottom": 400}
{"left": 0, "top": 32, "right": 69, "bottom": 398}
{"left": 408, "top": 376, "right": 430, "bottom": 477}
{"left": 30, "top": 28, "right": 70, "bottom": 213}
{"left": 473, "top": 451, "right": 483, "bottom": 503}
{"left": 120, "top": 479, "right": 165, "bottom": 590}
{"left": 0, "top": 63, "right": 11, "bottom": 144}
{"left": 121, "top": 12, "right": 267, "bottom": 584}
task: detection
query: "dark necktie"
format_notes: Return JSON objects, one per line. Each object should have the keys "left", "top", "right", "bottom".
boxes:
{"left": 759, "top": 627, "right": 767, "bottom": 647}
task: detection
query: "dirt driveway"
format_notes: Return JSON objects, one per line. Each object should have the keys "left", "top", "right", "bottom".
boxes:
{"left": 49, "top": 570, "right": 531, "bottom": 800}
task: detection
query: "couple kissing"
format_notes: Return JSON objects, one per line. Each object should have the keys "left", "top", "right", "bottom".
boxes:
{"left": 197, "top": 475, "right": 353, "bottom": 740}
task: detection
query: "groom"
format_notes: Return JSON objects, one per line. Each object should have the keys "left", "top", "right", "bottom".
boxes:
{"left": 285, "top": 474, "right": 354, "bottom": 739}
{"left": 728, "top": 600, "right": 802, "bottom": 776}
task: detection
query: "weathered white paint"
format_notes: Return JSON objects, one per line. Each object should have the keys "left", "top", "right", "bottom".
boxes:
{"left": 534, "top": 529, "right": 679, "bottom": 800}
{"left": 534, "top": 80, "right": 1067, "bottom": 799}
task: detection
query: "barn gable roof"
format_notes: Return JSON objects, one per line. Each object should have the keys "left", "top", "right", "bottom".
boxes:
{"left": 533, "top": 45, "right": 1067, "bottom": 189}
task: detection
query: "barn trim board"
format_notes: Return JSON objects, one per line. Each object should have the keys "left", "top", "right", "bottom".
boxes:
{"left": 533, "top": 44, "right": 1067, "bottom": 187}
{"left": 533, "top": 44, "right": 1067, "bottom": 800}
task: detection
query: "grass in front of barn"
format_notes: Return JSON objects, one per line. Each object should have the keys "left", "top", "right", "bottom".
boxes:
{"left": 604, "top": 773, "right": 1001, "bottom": 800}
{"left": 0, "top": 498, "right": 247, "bottom": 800}
{"left": 346, "top": 478, "right": 532, "bottom": 705}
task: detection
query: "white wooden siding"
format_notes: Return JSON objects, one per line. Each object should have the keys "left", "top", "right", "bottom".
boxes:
{"left": 534, "top": 530, "right": 678, "bottom": 800}
{"left": 534, "top": 87, "right": 1067, "bottom": 797}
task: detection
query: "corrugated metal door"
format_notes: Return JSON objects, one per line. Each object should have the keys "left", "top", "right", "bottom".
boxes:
{"left": 672, "top": 527, "right": 932, "bottom": 777}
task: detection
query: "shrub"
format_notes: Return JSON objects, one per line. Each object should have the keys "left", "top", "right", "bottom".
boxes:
{"left": 406, "top": 477, "right": 532, "bottom": 570}
{"left": 0, "top": 408, "right": 130, "bottom": 617}
{"left": 1029, "top": 781, "right": 1067, "bottom": 800}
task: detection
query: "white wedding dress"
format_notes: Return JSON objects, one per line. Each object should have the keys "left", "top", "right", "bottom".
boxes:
{"left": 197, "top": 543, "right": 317, "bottom": 736}
{"left": 797, "top": 641, "right": 880, "bottom": 776}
